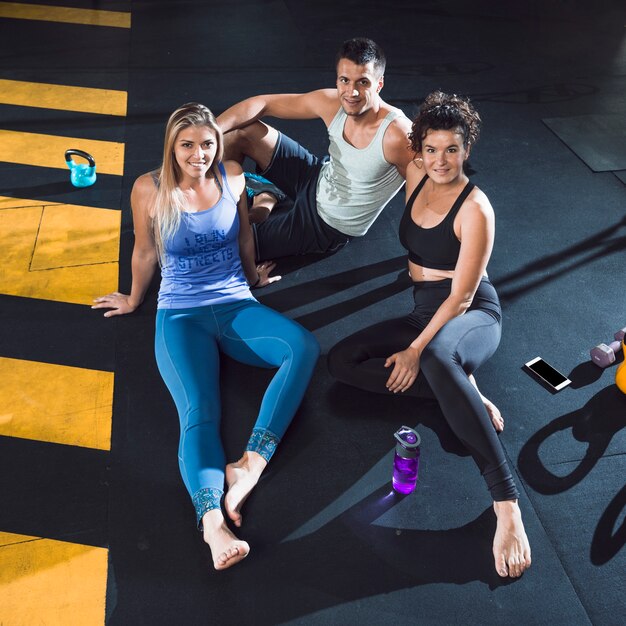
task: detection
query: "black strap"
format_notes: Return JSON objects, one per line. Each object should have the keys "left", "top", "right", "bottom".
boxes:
{"left": 446, "top": 181, "right": 475, "bottom": 221}
{"left": 405, "top": 175, "right": 429, "bottom": 212}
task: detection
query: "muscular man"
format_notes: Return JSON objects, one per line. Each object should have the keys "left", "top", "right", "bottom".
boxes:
{"left": 217, "top": 37, "right": 413, "bottom": 261}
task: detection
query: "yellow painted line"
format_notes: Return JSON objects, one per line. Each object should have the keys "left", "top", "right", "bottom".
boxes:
{"left": 0, "top": 357, "right": 112, "bottom": 450}
{"left": 0, "top": 532, "right": 107, "bottom": 625}
{"left": 0, "top": 198, "right": 120, "bottom": 305}
{"left": 0, "top": 129, "right": 124, "bottom": 176}
{"left": 0, "top": 79, "right": 127, "bottom": 116}
{"left": 0, "top": 196, "right": 47, "bottom": 209}
{"left": 32, "top": 202, "right": 121, "bottom": 270}
{"left": 0, "top": 1, "right": 130, "bottom": 28}
{"left": 0, "top": 531, "right": 36, "bottom": 548}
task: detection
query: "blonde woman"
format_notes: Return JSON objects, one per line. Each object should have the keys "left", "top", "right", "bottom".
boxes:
{"left": 94, "top": 103, "right": 319, "bottom": 570}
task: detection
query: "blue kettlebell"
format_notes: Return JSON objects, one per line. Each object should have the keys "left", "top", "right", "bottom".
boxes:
{"left": 65, "top": 149, "right": 97, "bottom": 188}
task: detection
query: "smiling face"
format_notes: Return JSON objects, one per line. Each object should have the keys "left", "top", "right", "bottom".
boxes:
{"left": 336, "top": 58, "right": 384, "bottom": 117}
{"left": 173, "top": 125, "right": 218, "bottom": 181}
{"left": 420, "top": 128, "right": 469, "bottom": 184}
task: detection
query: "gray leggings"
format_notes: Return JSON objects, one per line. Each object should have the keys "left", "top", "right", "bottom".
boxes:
{"left": 328, "top": 278, "right": 519, "bottom": 502}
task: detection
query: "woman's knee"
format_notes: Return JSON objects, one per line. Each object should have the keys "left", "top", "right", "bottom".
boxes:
{"left": 327, "top": 339, "right": 354, "bottom": 381}
{"left": 230, "top": 122, "right": 278, "bottom": 164}
{"left": 273, "top": 322, "right": 320, "bottom": 368}
{"left": 294, "top": 328, "right": 320, "bottom": 366}
{"left": 182, "top": 399, "right": 221, "bottom": 429}
{"left": 420, "top": 340, "right": 455, "bottom": 380}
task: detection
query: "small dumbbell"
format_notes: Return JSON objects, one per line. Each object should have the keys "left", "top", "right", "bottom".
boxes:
{"left": 590, "top": 327, "right": 626, "bottom": 368}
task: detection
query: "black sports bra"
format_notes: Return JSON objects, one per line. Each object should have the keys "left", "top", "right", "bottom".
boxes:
{"left": 399, "top": 176, "right": 475, "bottom": 270}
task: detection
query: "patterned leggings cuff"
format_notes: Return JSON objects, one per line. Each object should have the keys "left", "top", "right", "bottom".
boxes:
{"left": 245, "top": 428, "right": 280, "bottom": 463}
{"left": 192, "top": 487, "right": 223, "bottom": 529}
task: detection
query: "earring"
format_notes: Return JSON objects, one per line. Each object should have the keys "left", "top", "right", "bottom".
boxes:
{"left": 414, "top": 156, "right": 423, "bottom": 170}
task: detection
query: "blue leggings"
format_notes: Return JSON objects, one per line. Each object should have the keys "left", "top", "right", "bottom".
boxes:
{"left": 155, "top": 298, "right": 320, "bottom": 525}
{"left": 328, "top": 278, "right": 519, "bottom": 502}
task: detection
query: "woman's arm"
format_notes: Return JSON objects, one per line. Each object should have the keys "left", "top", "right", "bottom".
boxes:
{"left": 92, "top": 174, "right": 159, "bottom": 317}
{"left": 385, "top": 188, "right": 495, "bottom": 392}
{"left": 226, "top": 161, "right": 281, "bottom": 288}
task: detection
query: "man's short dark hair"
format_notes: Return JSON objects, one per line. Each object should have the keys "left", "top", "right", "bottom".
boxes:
{"left": 336, "top": 37, "right": 386, "bottom": 77}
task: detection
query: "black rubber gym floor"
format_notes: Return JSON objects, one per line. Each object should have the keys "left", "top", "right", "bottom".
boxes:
{"left": 1, "top": 1, "right": 625, "bottom": 624}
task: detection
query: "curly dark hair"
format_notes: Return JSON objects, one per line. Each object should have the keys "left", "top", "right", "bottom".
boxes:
{"left": 408, "top": 91, "right": 481, "bottom": 153}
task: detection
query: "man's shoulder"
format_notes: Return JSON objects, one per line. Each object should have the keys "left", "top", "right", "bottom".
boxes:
{"left": 388, "top": 104, "right": 411, "bottom": 125}
{"left": 377, "top": 101, "right": 410, "bottom": 134}
{"left": 377, "top": 104, "right": 413, "bottom": 173}
{"left": 311, "top": 89, "right": 341, "bottom": 124}
{"left": 383, "top": 111, "right": 412, "bottom": 146}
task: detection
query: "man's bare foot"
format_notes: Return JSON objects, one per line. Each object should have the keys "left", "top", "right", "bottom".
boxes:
{"left": 202, "top": 509, "right": 250, "bottom": 571}
{"left": 469, "top": 374, "right": 504, "bottom": 432}
{"left": 493, "top": 500, "right": 532, "bottom": 578}
{"left": 225, "top": 451, "right": 268, "bottom": 527}
{"left": 248, "top": 192, "right": 277, "bottom": 224}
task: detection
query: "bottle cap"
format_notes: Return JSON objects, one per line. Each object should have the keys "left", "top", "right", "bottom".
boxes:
{"left": 394, "top": 425, "right": 421, "bottom": 459}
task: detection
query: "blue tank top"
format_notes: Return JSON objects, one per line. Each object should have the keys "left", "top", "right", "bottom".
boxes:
{"left": 157, "top": 162, "right": 252, "bottom": 308}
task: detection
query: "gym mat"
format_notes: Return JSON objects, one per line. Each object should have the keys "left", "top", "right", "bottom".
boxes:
{"left": 542, "top": 114, "right": 626, "bottom": 172}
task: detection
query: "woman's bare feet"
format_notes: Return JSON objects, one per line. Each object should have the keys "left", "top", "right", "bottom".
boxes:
{"left": 225, "top": 451, "right": 268, "bottom": 527}
{"left": 469, "top": 375, "right": 504, "bottom": 432}
{"left": 483, "top": 396, "right": 504, "bottom": 432}
{"left": 492, "top": 500, "right": 532, "bottom": 578}
{"left": 202, "top": 509, "right": 250, "bottom": 571}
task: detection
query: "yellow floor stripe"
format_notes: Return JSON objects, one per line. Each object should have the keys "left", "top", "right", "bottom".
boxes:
{"left": 0, "top": 196, "right": 47, "bottom": 209}
{"left": 0, "top": 357, "right": 112, "bottom": 450}
{"left": 0, "top": 196, "right": 120, "bottom": 305}
{"left": 0, "top": 532, "right": 108, "bottom": 626}
{"left": 0, "top": 79, "right": 127, "bottom": 117}
{"left": 0, "top": 1, "right": 130, "bottom": 28}
{"left": 0, "top": 129, "right": 124, "bottom": 176}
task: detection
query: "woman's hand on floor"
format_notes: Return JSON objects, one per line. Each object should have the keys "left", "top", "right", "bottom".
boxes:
{"left": 92, "top": 292, "right": 138, "bottom": 317}
{"left": 254, "top": 261, "right": 281, "bottom": 287}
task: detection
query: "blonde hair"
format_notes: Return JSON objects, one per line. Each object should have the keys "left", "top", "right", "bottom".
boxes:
{"left": 152, "top": 102, "right": 224, "bottom": 261}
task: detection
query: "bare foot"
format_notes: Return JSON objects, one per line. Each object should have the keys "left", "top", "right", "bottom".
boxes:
{"left": 483, "top": 396, "right": 504, "bottom": 432}
{"left": 248, "top": 192, "right": 277, "bottom": 224}
{"left": 469, "top": 375, "right": 504, "bottom": 432}
{"left": 202, "top": 509, "right": 250, "bottom": 571}
{"left": 493, "top": 500, "right": 532, "bottom": 578}
{"left": 225, "top": 451, "right": 267, "bottom": 527}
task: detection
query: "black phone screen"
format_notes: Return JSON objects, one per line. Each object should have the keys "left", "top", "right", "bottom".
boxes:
{"left": 527, "top": 359, "right": 569, "bottom": 387}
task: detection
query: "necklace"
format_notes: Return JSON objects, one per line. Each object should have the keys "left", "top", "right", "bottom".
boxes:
{"left": 424, "top": 179, "right": 465, "bottom": 208}
{"left": 424, "top": 179, "right": 435, "bottom": 207}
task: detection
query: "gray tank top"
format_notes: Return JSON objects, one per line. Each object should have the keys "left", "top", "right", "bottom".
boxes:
{"left": 316, "top": 107, "right": 406, "bottom": 236}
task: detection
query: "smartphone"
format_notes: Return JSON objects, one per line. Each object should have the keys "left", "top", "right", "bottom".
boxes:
{"left": 524, "top": 357, "right": 571, "bottom": 391}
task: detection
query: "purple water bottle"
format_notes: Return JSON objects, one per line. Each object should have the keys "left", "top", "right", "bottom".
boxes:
{"left": 392, "top": 426, "right": 421, "bottom": 494}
